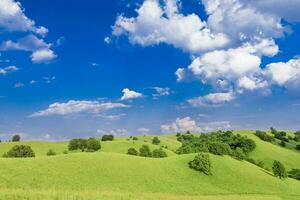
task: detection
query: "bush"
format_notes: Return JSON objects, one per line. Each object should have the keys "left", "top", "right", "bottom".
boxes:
{"left": 152, "top": 137, "right": 160, "bottom": 145}
{"left": 86, "top": 138, "right": 101, "bottom": 152}
{"left": 133, "top": 136, "right": 138, "bottom": 141}
{"left": 152, "top": 148, "right": 167, "bottom": 158}
{"left": 296, "top": 144, "right": 300, "bottom": 151}
{"left": 46, "top": 149, "right": 56, "bottom": 156}
{"left": 189, "top": 153, "right": 212, "bottom": 175}
{"left": 254, "top": 130, "right": 275, "bottom": 142}
{"left": 11, "top": 134, "right": 21, "bottom": 142}
{"left": 101, "top": 134, "right": 114, "bottom": 141}
{"left": 5, "top": 145, "right": 35, "bottom": 158}
{"left": 208, "top": 142, "right": 231, "bottom": 155}
{"left": 127, "top": 147, "right": 138, "bottom": 156}
{"left": 279, "top": 140, "right": 286, "bottom": 147}
{"left": 68, "top": 138, "right": 88, "bottom": 151}
{"left": 139, "top": 145, "right": 152, "bottom": 157}
{"left": 231, "top": 148, "right": 246, "bottom": 160}
{"left": 272, "top": 160, "right": 287, "bottom": 179}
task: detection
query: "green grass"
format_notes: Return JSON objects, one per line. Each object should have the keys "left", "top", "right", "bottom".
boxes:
{"left": 0, "top": 131, "right": 299, "bottom": 199}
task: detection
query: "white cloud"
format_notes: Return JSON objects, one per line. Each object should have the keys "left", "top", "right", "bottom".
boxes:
{"left": 121, "top": 88, "right": 143, "bottom": 101}
{"left": 137, "top": 127, "right": 150, "bottom": 134}
{"left": 14, "top": 82, "right": 24, "bottom": 88}
{"left": 188, "top": 92, "right": 235, "bottom": 107}
{"left": 265, "top": 58, "right": 300, "bottom": 86}
{"left": 97, "top": 128, "right": 128, "bottom": 136}
{"left": 160, "top": 117, "right": 202, "bottom": 133}
{"left": 151, "top": 87, "right": 171, "bottom": 97}
{"left": 31, "top": 49, "right": 57, "bottom": 63}
{"left": 237, "top": 76, "right": 268, "bottom": 91}
{"left": 113, "top": 0, "right": 229, "bottom": 54}
{"left": 0, "top": 65, "right": 19, "bottom": 75}
{"left": 200, "top": 121, "right": 232, "bottom": 132}
{"left": 104, "top": 37, "right": 111, "bottom": 44}
{"left": 30, "top": 100, "right": 129, "bottom": 117}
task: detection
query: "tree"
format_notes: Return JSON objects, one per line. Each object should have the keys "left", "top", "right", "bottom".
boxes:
{"left": 189, "top": 153, "right": 212, "bottom": 175}
{"left": 132, "top": 136, "right": 138, "bottom": 141}
{"left": 152, "top": 148, "right": 167, "bottom": 158}
{"left": 152, "top": 137, "right": 160, "bottom": 145}
{"left": 101, "top": 134, "right": 114, "bottom": 141}
{"left": 272, "top": 160, "right": 287, "bottom": 179}
{"left": 139, "top": 145, "right": 152, "bottom": 157}
{"left": 4, "top": 145, "right": 35, "bottom": 158}
{"left": 86, "top": 138, "right": 101, "bottom": 152}
{"left": 11, "top": 134, "right": 21, "bottom": 142}
{"left": 296, "top": 144, "right": 300, "bottom": 151}
{"left": 127, "top": 147, "right": 138, "bottom": 156}
{"left": 46, "top": 149, "right": 56, "bottom": 156}
{"left": 231, "top": 148, "right": 246, "bottom": 160}
{"left": 208, "top": 142, "right": 231, "bottom": 155}
{"left": 279, "top": 140, "right": 286, "bottom": 147}
{"left": 68, "top": 138, "right": 88, "bottom": 152}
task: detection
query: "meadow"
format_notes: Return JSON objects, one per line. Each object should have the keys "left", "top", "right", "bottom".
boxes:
{"left": 0, "top": 130, "right": 299, "bottom": 200}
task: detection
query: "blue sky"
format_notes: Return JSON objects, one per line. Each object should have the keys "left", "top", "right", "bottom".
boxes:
{"left": 1, "top": 0, "right": 300, "bottom": 140}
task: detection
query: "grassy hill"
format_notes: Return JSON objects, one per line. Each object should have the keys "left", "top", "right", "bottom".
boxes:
{"left": 0, "top": 131, "right": 299, "bottom": 200}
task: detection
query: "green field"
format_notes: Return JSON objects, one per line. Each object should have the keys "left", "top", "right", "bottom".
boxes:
{"left": 0, "top": 131, "right": 299, "bottom": 200}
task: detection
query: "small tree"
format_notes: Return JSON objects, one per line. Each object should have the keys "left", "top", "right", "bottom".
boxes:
{"left": 12, "top": 134, "right": 21, "bottom": 142}
{"left": 152, "top": 148, "right": 168, "bottom": 158}
{"left": 46, "top": 149, "right": 56, "bottom": 156}
{"left": 139, "top": 145, "right": 152, "bottom": 157}
{"left": 132, "top": 136, "right": 138, "bottom": 141}
{"left": 68, "top": 138, "right": 88, "bottom": 152}
{"left": 189, "top": 153, "right": 212, "bottom": 175}
{"left": 5, "top": 145, "right": 35, "bottom": 158}
{"left": 208, "top": 142, "right": 231, "bottom": 155}
{"left": 101, "top": 134, "right": 114, "bottom": 141}
{"left": 86, "top": 138, "right": 101, "bottom": 152}
{"left": 272, "top": 160, "right": 287, "bottom": 179}
{"left": 127, "top": 147, "right": 138, "bottom": 156}
{"left": 279, "top": 140, "right": 286, "bottom": 147}
{"left": 231, "top": 148, "right": 246, "bottom": 160}
{"left": 152, "top": 137, "right": 160, "bottom": 145}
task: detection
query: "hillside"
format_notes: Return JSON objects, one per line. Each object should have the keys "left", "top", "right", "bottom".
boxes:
{"left": 0, "top": 131, "right": 299, "bottom": 200}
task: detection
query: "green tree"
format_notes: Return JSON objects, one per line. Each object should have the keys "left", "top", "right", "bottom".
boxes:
{"left": 189, "top": 153, "right": 212, "bottom": 175}
{"left": 139, "top": 145, "right": 152, "bottom": 157}
{"left": 152, "top": 148, "right": 167, "bottom": 158}
{"left": 86, "top": 138, "right": 101, "bottom": 152}
{"left": 272, "top": 160, "right": 287, "bottom": 179}
{"left": 68, "top": 138, "right": 88, "bottom": 152}
{"left": 5, "top": 145, "right": 35, "bottom": 158}
{"left": 127, "top": 147, "right": 138, "bottom": 156}
{"left": 11, "top": 134, "right": 21, "bottom": 142}
{"left": 101, "top": 134, "right": 114, "bottom": 141}
{"left": 152, "top": 137, "right": 160, "bottom": 145}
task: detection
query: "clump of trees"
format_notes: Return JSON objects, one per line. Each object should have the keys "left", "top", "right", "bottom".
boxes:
{"left": 176, "top": 131, "right": 256, "bottom": 160}
{"left": 127, "top": 145, "right": 168, "bottom": 158}
{"left": 152, "top": 137, "right": 160, "bottom": 145}
{"left": 272, "top": 160, "right": 287, "bottom": 179}
{"left": 101, "top": 134, "right": 114, "bottom": 141}
{"left": 68, "top": 138, "right": 101, "bottom": 152}
{"left": 189, "top": 153, "right": 212, "bottom": 175}
{"left": 12, "top": 134, "right": 21, "bottom": 142}
{"left": 254, "top": 130, "right": 274, "bottom": 142}
{"left": 46, "top": 149, "right": 56, "bottom": 156}
{"left": 3, "top": 145, "right": 35, "bottom": 158}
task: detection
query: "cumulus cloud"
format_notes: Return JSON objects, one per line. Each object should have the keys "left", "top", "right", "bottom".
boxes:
{"left": 137, "top": 127, "right": 150, "bottom": 134}
{"left": 112, "top": 0, "right": 229, "bottom": 54}
{"left": 97, "top": 128, "right": 128, "bottom": 136}
{"left": 121, "top": 88, "right": 143, "bottom": 100}
{"left": 160, "top": 117, "right": 202, "bottom": 133}
{"left": 31, "top": 49, "right": 57, "bottom": 63}
{"left": 30, "top": 100, "right": 129, "bottom": 117}
{"left": 188, "top": 92, "right": 235, "bottom": 107}
{"left": 0, "top": 65, "right": 19, "bottom": 75}
{"left": 151, "top": 87, "right": 171, "bottom": 98}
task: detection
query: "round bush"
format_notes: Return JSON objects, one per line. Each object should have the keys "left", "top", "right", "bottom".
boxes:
{"left": 152, "top": 137, "right": 160, "bottom": 145}
{"left": 68, "top": 138, "right": 88, "bottom": 152}
{"left": 189, "top": 153, "right": 212, "bottom": 175}
{"left": 86, "top": 138, "right": 101, "bottom": 152}
{"left": 127, "top": 147, "right": 138, "bottom": 156}
{"left": 208, "top": 142, "right": 231, "bottom": 155}
{"left": 152, "top": 148, "right": 168, "bottom": 158}
{"left": 46, "top": 149, "right": 56, "bottom": 156}
{"left": 5, "top": 145, "right": 35, "bottom": 158}
{"left": 101, "top": 134, "right": 114, "bottom": 141}
{"left": 11, "top": 134, "right": 21, "bottom": 142}
{"left": 139, "top": 145, "right": 152, "bottom": 157}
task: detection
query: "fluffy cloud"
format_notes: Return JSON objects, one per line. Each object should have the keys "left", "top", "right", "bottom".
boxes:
{"left": 265, "top": 58, "right": 300, "bottom": 86}
{"left": 113, "top": 0, "right": 229, "bottom": 54}
{"left": 97, "top": 128, "right": 128, "bottom": 136}
{"left": 151, "top": 87, "right": 171, "bottom": 98}
{"left": 137, "top": 127, "right": 150, "bottom": 134}
{"left": 160, "top": 117, "right": 202, "bottom": 133}
{"left": 0, "top": 65, "right": 19, "bottom": 75}
{"left": 121, "top": 88, "right": 143, "bottom": 101}
{"left": 31, "top": 49, "right": 57, "bottom": 63}
{"left": 237, "top": 76, "right": 268, "bottom": 91}
{"left": 188, "top": 92, "right": 235, "bottom": 107}
{"left": 30, "top": 100, "right": 129, "bottom": 117}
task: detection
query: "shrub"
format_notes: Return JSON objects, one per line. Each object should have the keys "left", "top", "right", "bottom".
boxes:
{"left": 68, "top": 138, "right": 88, "bottom": 152}
{"left": 133, "top": 136, "right": 138, "bottom": 141}
{"left": 176, "top": 132, "right": 181, "bottom": 137}
{"left": 101, "top": 134, "right": 114, "bottom": 141}
{"left": 189, "top": 153, "right": 212, "bottom": 175}
{"left": 139, "top": 145, "right": 152, "bottom": 157}
{"left": 254, "top": 130, "right": 274, "bottom": 142}
{"left": 152, "top": 137, "right": 160, "bottom": 145}
{"left": 272, "top": 160, "right": 287, "bottom": 179}
{"left": 46, "top": 149, "right": 56, "bottom": 156}
{"left": 5, "top": 145, "right": 35, "bottom": 158}
{"left": 11, "top": 134, "right": 21, "bottom": 142}
{"left": 208, "top": 142, "right": 231, "bottom": 155}
{"left": 152, "top": 148, "right": 167, "bottom": 158}
{"left": 127, "top": 147, "right": 138, "bottom": 156}
{"left": 86, "top": 138, "right": 101, "bottom": 152}
{"left": 296, "top": 144, "right": 300, "bottom": 151}
{"left": 279, "top": 140, "right": 286, "bottom": 147}
{"left": 231, "top": 148, "right": 246, "bottom": 160}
